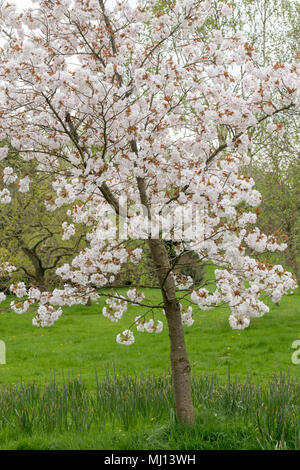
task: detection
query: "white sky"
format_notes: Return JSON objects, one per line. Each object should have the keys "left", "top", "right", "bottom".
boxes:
{"left": 14, "top": 0, "right": 137, "bottom": 10}
{"left": 15, "top": 0, "right": 33, "bottom": 9}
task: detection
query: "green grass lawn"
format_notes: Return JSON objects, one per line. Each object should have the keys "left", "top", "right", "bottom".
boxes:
{"left": 1, "top": 284, "right": 300, "bottom": 450}
{"left": 1, "top": 285, "right": 300, "bottom": 387}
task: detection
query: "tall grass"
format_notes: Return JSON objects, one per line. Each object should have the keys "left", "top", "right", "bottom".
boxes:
{"left": 0, "top": 369, "right": 300, "bottom": 449}
{"left": 192, "top": 369, "right": 300, "bottom": 449}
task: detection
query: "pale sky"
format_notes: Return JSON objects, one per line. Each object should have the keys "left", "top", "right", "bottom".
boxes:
{"left": 14, "top": 0, "right": 137, "bottom": 10}
{"left": 15, "top": 0, "right": 33, "bottom": 9}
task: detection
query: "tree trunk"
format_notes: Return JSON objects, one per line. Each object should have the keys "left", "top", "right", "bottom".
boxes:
{"left": 21, "top": 245, "right": 47, "bottom": 291}
{"left": 163, "top": 296, "right": 195, "bottom": 425}
{"left": 148, "top": 238, "right": 195, "bottom": 425}
{"left": 285, "top": 237, "right": 300, "bottom": 290}
{"left": 290, "top": 251, "right": 300, "bottom": 290}
{"left": 36, "top": 275, "right": 47, "bottom": 292}
{"left": 135, "top": 174, "right": 195, "bottom": 425}
{"left": 290, "top": 259, "right": 300, "bottom": 290}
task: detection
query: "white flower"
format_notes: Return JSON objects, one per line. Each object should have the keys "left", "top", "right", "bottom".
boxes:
{"left": 18, "top": 176, "right": 31, "bottom": 193}
{"left": 173, "top": 274, "right": 193, "bottom": 290}
{"left": 10, "top": 300, "right": 31, "bottom": 314}
{"left": 130, "top": 248, "right": 143, "bottom": 265}
{"left": 2, "top": 167, "right": 17, "bottom": 185}
{"left": 39, "top": 292, "right": 52, "bottom": 305}
{"left": 221, "top": 4, "right": 232, "bottom": 17}
{"left": 116, "top": 329, "right": 135, "bottom": 345}
{"left": 229, "top": 315, "right": 250, "bottom": 330}
{"left": 10, "top": 282, "right": 27, "bottom": 298}
{"left": 0, "top": 146, "right": 9, "bottom": 161}
{"left": 105, "top": 63, "right": 115, "bottom": 78}
{"left": 135, "top": 316, "right": 163, "bottom": 333}
{"left": 127, "top": 288, "right": 145, "bottom": 303}
{"left": 28, "top": 287, "right": 41, "bottom": 301}
{"left": 102, "top": 297, "right": 127, "bottom": 322}
{"left": 0, "top": 262, "right": 16, "bottom": 274}
{"left": 145, "top": 319, "right": 163, "bottom": 333}
{"left": 135, "top": 315, "right": 146, "bottom": 332}
{"left": 181, "top": 305, "right": 194, "bottom": 326}
{"left": 62, "top": 222, "right": 76, "bottom": 240}
{"left": 0, "top": 188, "right": 11, "bottom": 204}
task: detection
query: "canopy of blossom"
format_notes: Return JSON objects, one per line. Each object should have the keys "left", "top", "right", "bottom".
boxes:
{"left": 0, "top": 0, "right": 298, "bottom": 343}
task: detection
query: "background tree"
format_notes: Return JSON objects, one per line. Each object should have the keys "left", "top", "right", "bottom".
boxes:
{"left": 203, "top": 0, "right": 300, "bottom": 286}
{"left": 0, "top": 151, "right": 86, "bottom": 291}
{"left": 247, "top": 121, "right": 300, "bottom": 287}
{"left": 228, "top": 0, "right": 300, "bottom": 287}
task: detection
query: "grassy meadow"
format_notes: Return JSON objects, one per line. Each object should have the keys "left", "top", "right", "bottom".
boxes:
{"left": 0, "top": 287, "right": 300, "bottom": 387}
{"left": 0, "top": 274, "right": 300, "bottom": 450}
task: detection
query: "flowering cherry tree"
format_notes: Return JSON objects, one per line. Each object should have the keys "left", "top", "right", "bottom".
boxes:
{"left": 0, "top": 0, "right": 299, "bottom": 424}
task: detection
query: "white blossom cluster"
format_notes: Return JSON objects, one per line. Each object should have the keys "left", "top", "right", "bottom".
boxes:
{"left": 180, "top": 305, "right": 194, "bottom": 327}
{"left": 102, "top": 297, "right": 128, "bottom": 322}
{"left": 2, "top": 167, "right": 17, "bottom": 185}
{"left": 134, "top": 316, "right": 163, "bottom": 334}
{"left": 50, "top": 286, "right": 99, "bottom": 307}
{"left": 7, "top": 282, "right": 99, "bottom": 326}
{"left": 10, "top": 300, "right": 32, "bottom": 314}
{"left": 0, "top": 261, "right": 16, "bottom": 275}
{"left": 191, "top": 262, "right": 296, "bottom": 329}
{"left": 10, "top": 282, "right": 27, "bottom": 298}
{"left": 32, "top": 304, "right": 63, "bottom": 328}
{"left": 171, "top": 273, "right": 194, "bottom": 291}
{"left": 28, "top": 287, "right": 41, "bottom": 301}
{"left": 130, "top": 248, "right": 143, "bottom": 265}
{"left": 126, "top": 288, "right": 145, "bottom": 304}
{"left": 244, "top": 228, "right": 287, "bottom": 253}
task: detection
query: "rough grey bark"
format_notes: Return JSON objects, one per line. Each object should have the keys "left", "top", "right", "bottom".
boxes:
{"left": 137, "top": 175, "right": 195, "bottom": 425}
